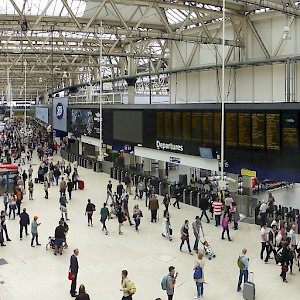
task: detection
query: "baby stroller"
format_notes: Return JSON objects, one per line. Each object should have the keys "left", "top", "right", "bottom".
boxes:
{"left": 46, "top": 236, "right": 55, "bottom": 250}
{"left": 201, "top": 239, "right": 216, "bottom": 260}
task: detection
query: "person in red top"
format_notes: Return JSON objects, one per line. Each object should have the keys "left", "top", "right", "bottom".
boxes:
{"left": 212, "top": 198, "right": 223, "bottom": 227}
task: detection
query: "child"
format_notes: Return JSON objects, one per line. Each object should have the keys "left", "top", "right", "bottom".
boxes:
{"left": 221, "top": 214, "right": 231, "bottom": 241}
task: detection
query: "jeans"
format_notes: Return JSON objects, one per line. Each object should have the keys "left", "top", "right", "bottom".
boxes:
{"left": 122, "top": 296, "right": 132, "bottom": 300}
{"left": 200, "top": 209, "right": 210, "bottom": 222}
{"left": 196, "top": 282, "right": 204, "bottom": 297}
{"left": 134, "top": 218, "right": 140, "bottom": 230}
{"left": 265, "top": 245, "right": 278, "bottom": 263}
{"left": 20, "top": 224, "right": 28, "bottom": 239}
{"left": 260, "top": 242, "right": 267, "bottom": 259}
{"left": 151, "top": 209, "right": 157, "bottom": 222}
{"left": 222, "top": 228, "right": 231, "bottom": 240}
{"left": 237, "top": 269, "right": 248, "bottom": 290}
{"left": 180, "top": 237, "right": 192, "bottom": 252}
{"left": 31, "top": 233, "right": 39, "bottom": 246}
{"left": 106, "top": 192, "right": 113, "bottom": 204}
{"left": 55, "top": 177, "right": 59, "bottom": 186}
{"left": 215, "top": 215, "right": 221, "bottom": 226}
{"left": 260, "top": 212, "right": 267, "bottom": 227}
{"left": 193, "top": 234, "right": 199, "bottom": 251}
{"left": 167, "top": 294, "right": 174, "bottom": 300}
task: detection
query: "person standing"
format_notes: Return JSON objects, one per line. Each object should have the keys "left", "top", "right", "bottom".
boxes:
{"left": 117, "top": 180, "right": 124, "bottom": 198}
{"left": 162, "top": 210, "right": 172, "bottom": 241}
{"left": 199, "top": 194, "right": 210, "bottom": 223}
{"left": 237, "top": 248, "right": 249, "bottom": 292}
{"left": 3, "top": 191, "right": 8, "bottom": 215}
{"left": 116, "top": 206, "right": 125, "bottom": 235}
{"left": 8, "top": 193, "right": 16, "bottom": 220}
{"left": 54, "top": 220, "right": 65, "bottom": 256}
{"left": 230, "top": 202, "right": 240, "bottom": 230}
{"left": 192, "top": 216, "right": 205, "bottom": 253}
{"left": 0, "top": 210, "right": 11, "bottom": 242}
{"left": 122, "top": 194, "right": 133, "bottom": 226}
{"left": 133, "top": 204, "right": 143, "bottom": 232}
{"left": 166, "top": 266, "right": 178, "bottom": 300}
{"left": 267, "top": 192, "right": 275, "bottom": 218}
{"left": 221, "top": 214, "right": 232, "bottom": 241}
{"left": 224, "top": 193, "right": 233, "bottom": 222}
{"left": 28, "top": 165, "right": 33, "bottom": 180}
{"left": 145, "top": 183, "right": 152, "bottom": 207}
{"left": 260, "top": 223, "right": 268, "bottom": 260}
{"left": 20, "top": 208, "right": 30, "bottom": 240}
{"left": 28, "top": 179, "right": 34, "bottom": 200}
{"left": 70, "top": 248, "right": 79, "bottom": 297}
{"left": 259, "top": 200, "right": 268, "bottom": 228}
{"left": 67, "top": 178, "right": 73, "bottom": 200}
{"left": 280, "top": 241, "right": 290, "bottom": 283}
{"left": 100, "top": 203, "right": 109, "bottom": 234}
{"left": 31, "top": 215, "right": 41, "bottom": 247}
{"left": 54, "top": 167, "right": 61, "bottom": 186}
{"left": 16, "top": 188, "right": 23, "bottom": 215}
{"left": 75, "top": 284, "right": 90, "bottom": 300}
{"left": 137, "top": 180, "right": 144, "bottom": 200}
{"left": 106, "top": 180, "right": 113, "bottom": 204}
{"left": 44, "top": 178, "right": 49, "bottom": 199}
{"left": 180, "top": 220, "right": 193, "bottom": 255}
{"left": 0, "top": 222, "right": 6, "bottom": 246}
{"left": 149, "top": 194, "right": 159, "bottom": 223}
{"left": 72, "top": 171, "right": 79, "bottom": 190}
{"left": 288, "top": 223, "right": 297, "bottom": 274}
{"left": 173, "top": 184, "right": 181, "bottom": 209}
{"left": 265, "top": 224, "right": 278, "bottom": 264}
{"left": 60, "top": 177, "right": 66, "bottom": 196}
{"left": 212, "top": 198, "right": 222, "bottom": 227}
{"left": 119, "top": 270, "right": 133, "bottom": 300}
{"left": 193, "top": 253, "right": 205, "bottom": 299}
{"left": 85, "top": 199, "right": 95, "bottom": 226}
{"left": 22, "top": 170, "right": 28, "bottom": 190}
{"left": 163, "top": 194, "right": 171, "bottom": 211}
{"left": 59, "top": 194, "right": 69, "bottom": 220}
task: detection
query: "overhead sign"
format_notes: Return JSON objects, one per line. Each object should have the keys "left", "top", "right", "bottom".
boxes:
{"left": 36, "top": 107, "right": 49, "bottom": 123}
{"left": 53, "top": 97, "right": 68, "bottom": 132}
{"left": 169, "top": 156, "right": 181, "bottom": 164}
{"left": 241, "top": 168, "right": 257, "bottom": 177}
{"left": 156, "top": 140, "right": 184, "bottom": 152}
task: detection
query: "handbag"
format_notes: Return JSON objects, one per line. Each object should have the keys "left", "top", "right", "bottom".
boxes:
{"left": 281, "top": 265, "right": 288, "bottom": 272}
{"left": 122, "top": 215, "right": 127, "bottom": 222}
{"left": 181, "top": 234, "right": 187, "bottom": 241}
{"left": 68, "top": 271, "right": 74, "bottom": 280}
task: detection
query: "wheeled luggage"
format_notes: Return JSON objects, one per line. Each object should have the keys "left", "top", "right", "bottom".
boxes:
{"left": 78, "top": 180, "right": 84, "bottom": 190}
{"left": 243, "top": 272, "right": 255, "bottom": 300}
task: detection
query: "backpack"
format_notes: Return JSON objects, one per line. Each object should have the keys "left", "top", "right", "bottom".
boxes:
{"left": 237, "top": 256, "right": 245, "bottom": 269}
{"left": 161, "top": 275, "right": 170, "bottom": 290}
{"left": 127, "top": 280, "right": 136, "bottom": 295}
{"left": 193, "top": 266, "right": 203, "bottom": 280}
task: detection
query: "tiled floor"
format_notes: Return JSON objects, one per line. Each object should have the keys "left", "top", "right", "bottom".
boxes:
{"left": 0, "top": 153, "right": 299, "bottom": 300}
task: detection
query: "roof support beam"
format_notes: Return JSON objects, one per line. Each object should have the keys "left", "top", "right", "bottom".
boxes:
{"left": 61, "top": 0, "right": 82, "bottom": 30}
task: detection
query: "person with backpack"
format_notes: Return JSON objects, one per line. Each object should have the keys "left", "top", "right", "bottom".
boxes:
{"left": 237, "top": 248, "right": 249, "bottom": 292}
{"left": 85, "top": 199, "right": 95, "bottom": 226}
{"left": 193, "top": 253, "right": 205, "bottom": 299}
{"left": 120, "top": 269, "right": 135, "bottom": 299}
{"left": 161, "top": 266, "right": 178, "bottom": 300}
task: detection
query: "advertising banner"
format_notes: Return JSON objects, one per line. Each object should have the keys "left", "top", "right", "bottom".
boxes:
{"left": 53, "top": 97, "right": 68, "bottom": 132}
{"left": 35, "top": 107, "right": 49, "bottom": 123}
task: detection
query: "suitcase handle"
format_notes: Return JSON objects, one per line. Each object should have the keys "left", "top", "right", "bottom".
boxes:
{"left": 248, "top": 271, "right": 254, "bottom": 282}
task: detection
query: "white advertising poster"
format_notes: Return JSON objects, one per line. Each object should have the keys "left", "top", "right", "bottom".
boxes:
{"left": 35, "top": 107, "right": 49, "bottom": 123}
{"left": 53, "top": 97, "right": 68, "bottom": 132}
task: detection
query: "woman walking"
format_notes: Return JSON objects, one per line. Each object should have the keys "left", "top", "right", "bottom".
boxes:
{"left": 221, "top": 214, "right": 231, "bottom": 241}
{"left": 85, "top": 199, "right": 95, "bottom": 226}
{"left": 280, "top": 240, "right": 290, "bottom": 283}
{"left": 162, "top": 210, "right": 172, "bottom": 241}
{"left": 133, "top": 204, "right": 143, "bottom": 232}
{"left": 116, "top": 206, "right": 125, "bottom": 235}
{"left": 44, "top": 178, "right": 49, "bottom": 199}
{"left": 193, "top": 252, "right": 205, "bottom": 299}
{"left": 8, "top": 193, "right": 16, "bottom": 220}
{"left": 28, "top": 179, "right": 34, "bottom": 200}
{"left": 180, "top": 220, "right": 193, "bottom": 255}
{"left": 163, "top": 194, "right": 171, "bottom": 211}
{"left": 230, "top": 202, "right": 240, "bottom": 230}
{"left": 67, "top": 179, "right": 73, "bottom": 200}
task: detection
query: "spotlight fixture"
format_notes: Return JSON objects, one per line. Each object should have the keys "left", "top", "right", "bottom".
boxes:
{"left": 164, "top": 48, "right": 171, "bottom": 59}
{"left": 283, "top": 26, "right": 291, "bottom": 40}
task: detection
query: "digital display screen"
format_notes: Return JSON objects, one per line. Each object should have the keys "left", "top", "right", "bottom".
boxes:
{"left": 214, "top": 112, "right": 221, "bottom": 145}
{"left": 238, "top": 113, "right": 251, "bottom": 147}
{"left": 202, "top": 112, "right": 213, "bottom": 144}
{"left": 192, "top": 112, "right": 202, "bottom": 142}
{"left": 182, "top": 112, "right": 191, "bottom": 141}
{"left": 252, "top": 113, "right": 265, "bottom": 149}
{"left": 173, "top": 112, "right": 182, "bottom": 140}
{"left": 156, "top": 112, "right": 164, "bottom": 138}
{"left": 282, "top": 112, "right": 298, "bottom": 150}
{"left": 226, "top": 112, "right": 238, "bottom": 147}
{"left": 164, "top": 112, "right": 172, "bottom": 139}
{"left": 199, "top": 147, "right": 213, "bottom": 159}
{"left": 266, "top": 113, "right": 280, "bottom": 151}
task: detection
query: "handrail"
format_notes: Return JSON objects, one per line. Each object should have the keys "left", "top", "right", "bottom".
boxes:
{"left": 69, "top": 92, "right": 123, "bottom": 105}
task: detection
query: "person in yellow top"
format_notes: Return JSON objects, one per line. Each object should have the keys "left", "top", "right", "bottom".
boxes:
{"left": 120, "top": 270, "right": 132, "bottom": 300}
{"left": 190, "top": 174, "right": 195, "bottom": 188}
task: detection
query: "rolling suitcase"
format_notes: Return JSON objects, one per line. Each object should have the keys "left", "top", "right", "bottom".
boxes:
{"left": 78, "top": 180, "right": 84, "bottom": 190}
{"left": 243, "top": 272, "right": 255, "bottom": 300}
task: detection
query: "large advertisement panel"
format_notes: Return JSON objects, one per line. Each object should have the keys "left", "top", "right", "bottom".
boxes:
{"left": 53, "top": 97, "right": 68, "bottom": 132}
{"left": 35, "top": 107, "right": 49, "bottom": 123}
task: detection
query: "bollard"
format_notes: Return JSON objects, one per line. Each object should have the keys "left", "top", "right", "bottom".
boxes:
{"left": 189, "top": 191, "right": 193, "bottom": 206}
{"left": 183, "top": 189, "right": 186, "bottom": 204}
{"left": 197, "top": 193, "right": 200, "bottom": 208}
{"left": 159, "top": 182, "right": 162, "bottom": 196}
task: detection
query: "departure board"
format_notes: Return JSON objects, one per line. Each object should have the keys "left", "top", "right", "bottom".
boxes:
{"left": 192, "top": 112, "right": 202, "bottom": 142}
{"left": 202, "top": 112, "right": 213, "bottom": 144}
{"left": 182, "top": 112, "right": 191, "bottom": 141}
{"left": 173, "top": 112, "right": 182, "bottom": 140}
{"left": 266, "top": 113, "right": 280, "bottom": 151}
{"left": 282, "top": 112, "right": 298, "bottom": 150}
{"left": 214, "top": 112, "right": 221, "bottom": 145}
{"left": 226, "top": 112, "right": 238, "bottom": 147}
{"left": 252, "top": 113, "right": 265, "bottom": 149}
{"left": 156, "top": 112, "right": 164, "bottom": 138}
{"left": 238, "top": 113, "right": 251, "bottom": 147}
{"left": 164, "top": 112, "right": 172, "bottom": 139}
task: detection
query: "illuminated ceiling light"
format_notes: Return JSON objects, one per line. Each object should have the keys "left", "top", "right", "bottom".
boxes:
{"left": 283, "top": 26, "right": 291, "bottom": 40}
{"left": 164, "top": 48, "right": 171, "bottom": 59}
{"left": 63, "top": 71, "right": 68, "bottom": 78}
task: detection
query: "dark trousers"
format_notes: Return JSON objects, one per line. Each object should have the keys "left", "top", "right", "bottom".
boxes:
{"left": 200, "top": 209, "right": 210, "bottom": 222}
{"left": 265, "top": 245, "right": 278, "bottom": 263}
{"left": 87, "top": 213, "right": 93, "bottom": 225}
{"left": 16, "top": 201, "right": 21, "bottom": 215}
{"left": 122, "top": 296, "right": 132, "bottom": 300}
{"left": 139, "top": 190, "right": 143, "bottom": 199}
{"left": 2, "top": 225, "right": 9, "bottom": 240}
{"left": 45, "top": 190, "right": 48, "bottom": 199}
{"left": 226, "top": 206, "right": 232, "bottom": 222}
{"left": 260, "top": 212, "right": 267, "bottom": 227}
{"left": 9, "top": 206, "right": 16, "bottom": 219}
{"left": 68, "top": 190, "right": 72, "bottom": 200}
{"left": 180, "top": 237, "right": 192, "bottom": 252}
{"left": 151, "top": 209, "right": 157, "bottom": 222}
{"left": 260, "top": 242, "right": 267, "bottom": 259}
{"left": 31, "top": 233, "right": 39, "bottom": 246}
{"left": 134, "top": 218, "right": 140, "bottom": 230}
{"left": 222, "top": 228, "right": 231, "bottom": 240}
{"left": 193, "top": 234, "right": 199, "bottom": 251}
{"left": 164, "top": 203, "right": 169, "bottom": 211}
{"left": 0, "top": 230, "right": 4, "bottom": 244}
{"left": 125, "top": 209, "right": 132, "bottom": 225}
{"left": 237, "top": 270, "right": 248, "bottom": 290}
{"left": 173, "top": 196, "right": 180, "bottom": 208}
{"left": 70, "top": 274, "right": 77, "bottom": 296}
{"left": 20, "top": 224, "right": 28, "bottom": 239}
{"left": 167, "top": 294, "right": 174, "bottom": 300}
{"left": 101, "top": 218, "right": 107, "bottom": 230}
{"left": 215, "top": 215, "right": 221, "bottom": 226}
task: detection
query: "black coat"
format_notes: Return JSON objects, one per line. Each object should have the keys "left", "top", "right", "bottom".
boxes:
{"left": 199, "top": 197, "right": 209, "bottom": 210}
{"left": 70, "top": 254, "right": 79, "bottom": 275}
{"left": 19, "top": 212, "right": 30, "bottom": 226}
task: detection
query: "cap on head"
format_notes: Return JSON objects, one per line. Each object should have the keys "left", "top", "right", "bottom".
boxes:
{"left": 34, "top": 215, "right": 38, "bottom": 220}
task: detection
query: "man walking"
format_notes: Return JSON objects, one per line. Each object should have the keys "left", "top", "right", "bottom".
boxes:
{"left": 199, "top": 194, "right": 210, "bottom": 223}
{"left": 20, "top": 208, "right": 30, "bottom": 240}
{"left": 166, "top": 266, "right": 178, "bottom": 300}
{"left": 69, "top": 248, "right": 79, "bottom": 297}
{"left": 106, "top": 180, "right": 113, "bottom": 204}
{"left": 237, "top": 248, "right": 249, "bottom": 292}
{"left": 260, "top": 223, "right": 268, "bottom": 260}
{"left": 173, "top": 184, "right": 181, "bottom": 209}
{"left": 265, "top": 224, "right": 278, "bottom": 264}
{"left": 60, "top": 177, "right": 66, "bottom": 196}
{"left": 212, "top": 198, "right": 222, "bottom": 227}
{"left": 192, "top": 216, "right": 205, "bottom": 253}
{"left": 225, "top": 193, "right": 233, "bottom": 222}
{"left": 54, "top": 220, "right": 65, "bottom": 256}
{"left": 31, "top": 215, "right": 41, "bottom": 247}
{"left": 149, "top": 194, "right": 159, "bottom": 223}
{"left": 100, "top": 203, "right": 109, "bottom": 234}
{"left": 122, "top": 194, "right": 133, "bottom": 226}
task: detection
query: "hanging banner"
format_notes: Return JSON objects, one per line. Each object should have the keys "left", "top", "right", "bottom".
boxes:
{"left": 53, "top": 97, "right": 68, "bottom": 132}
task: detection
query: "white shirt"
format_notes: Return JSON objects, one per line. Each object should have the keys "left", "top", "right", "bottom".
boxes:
{"left": 270, "top": 220, "right": 279, "bottom": 228}
{"left": 260, "top": 203, "right": 268, "bottom": 213}
{"left": 288, "top": 229, "right": 296, "bottom": 246}
{"left": 261, "top": 227, "right": 267, "bottom": 242}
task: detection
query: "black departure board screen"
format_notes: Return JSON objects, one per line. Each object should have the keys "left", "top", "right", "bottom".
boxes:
{"left": 182, "top": 112, "right": 191, "bottom": 141}
{"left": 192, "top": 112, "right": 202, "bottom": 142}
{"left": 202, "top": 112, "right": 213, "bottom": 144}
{"left": 266, "top": 113, "right": 280, "bottom": 151}
{"left": 214, "top": 112, "right": 221, "bottom": 145}
{"left": 164, "top": 112, "right": 172, "bottom": 139}
{"left": 238, "top": 113, "right": 251, "bottom": 147}
{"left": 282, "top": 112, "right": 298, "bottom": 150}
{"left": 173, "top": 112, "right": 182, "bottom": 140}
{"left": 252, "top": 113, "right": 265, "bottom": 149}
{"left": 156, "top": 112, "right": 164, "bottom": 138}
{"left": 226, "top": 112, "right": 238, "bottom": 147}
